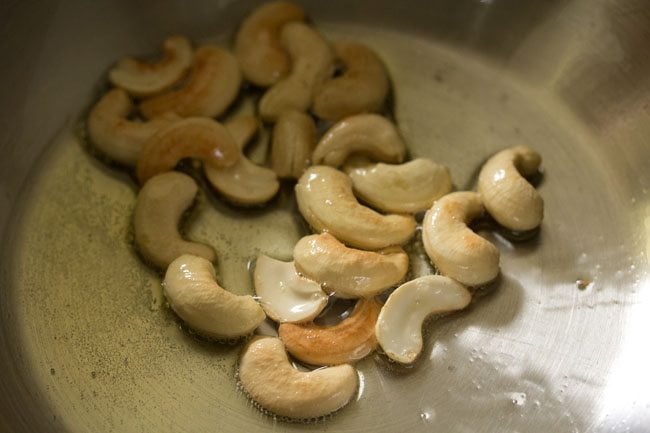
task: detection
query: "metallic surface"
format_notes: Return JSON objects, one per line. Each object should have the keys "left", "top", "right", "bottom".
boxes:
{"left": 0, "top": 0, "right": 648, "bottom": 432}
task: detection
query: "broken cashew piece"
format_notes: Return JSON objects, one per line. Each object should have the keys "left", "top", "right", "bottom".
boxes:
{"left": 139, "top": 45, "right": 242, "bottom": 119}
{"left": 238, "top": 337, "right": 357, "bottom": 419}
{"left": 235, "top": 1, "right": 305, "bottom": 87}
{"left": 279, "top": 298, "right": 381, "bottom": 366}
{"left": 164, "top": 254, "right": 266, "bottom": 339}
{"left": 108, "top": 35, "right": 193, "bottom": 98}
{"left": 134, "top": 172, "right": 215, "bottom": 269}
{"left": 271, "top": 110, "right": 316, "bottom": 179}
{"left": 312, "top": 114, "right": 406, "bottom": 167}
{"left": 375, "top": 275, "right": 471, "bottom": 364}
{"left": 295, "top": 166, "right": 416, "bottom": 250}
{"left": 478, "top": 145, "right": 544, "bottom": 231}
{"left": 259, "top": 22, "right": 334, "bottom": 122}
{"left": 87, "top": 88, "right": 179, "bottom": 166}
{"left": 344, "top": 158, "right": 453, "bottom": 214}
{"left": 422, "top": 192, "right": 500, "bottom": 286}
{"left": 293, "top": 233, "right": 408, "bottom": 298}
{"left": 313, "top": 41, "right": 390, "bottom": 121}
{"left": 136, "top": 117, "right": 239, "bottom": 184}
{"left": 253, "top": 255, "right": 328, "bottom": 323}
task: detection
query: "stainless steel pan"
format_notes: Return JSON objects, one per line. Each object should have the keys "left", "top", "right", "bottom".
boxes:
{"left": 1, "top": 0, "right": 648, "bottom": 431}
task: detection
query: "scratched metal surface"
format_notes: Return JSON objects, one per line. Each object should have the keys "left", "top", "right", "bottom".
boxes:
{"left": 0, "top": 0, "right": 648, "bottom": 432}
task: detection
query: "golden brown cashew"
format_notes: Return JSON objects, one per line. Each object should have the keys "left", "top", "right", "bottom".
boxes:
{"left": 259, "top": 22, "right": 334, "bottom": 122}
{"left": 223, "top": 115, "right": 259, "bottom": 151}
{"left": 136, "top": 117, "right": 239, "bottom": 185}
{"left": 422, "top": 192, "right": 500, "bottom": 286}
{"left": 295, "top": 166, "right": 417, "bottom": 250}
{"left": 87, "top": 88, "right": 179, "bottom": 166}
{"left": 238, "top": 337, "right": 358, "bottom": 419}
{"left": 478, "top": 145, "right": 544, "bottom": 231}
{"left": 139, "top": 45, "right": 241, "bottom": 119}
{"left": 279, "top": 298, "right": 381, "bottom": 366}
{"left": 271, "top": 110, "right": 316, "bottom": 179}
{"left": 235, "top": 1, "right": 305, "bottom": 87}
{"left": 313, "top": 41, "right": 390, "bottom": 121}
{"left": 109, "top": 35, "right": 193, "bottom": 98}
{"left": 134, "top": 172, "right": 215, "bottom": 269}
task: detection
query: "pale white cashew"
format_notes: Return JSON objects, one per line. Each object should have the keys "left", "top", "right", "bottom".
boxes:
{"left": 271, "top": 110, "right": 316, "bottom": 179}
{"left": 279, "top": 298, "right": 381, "bottom": 365}
{"left": 311, "top": 114, "right": 406, "bottom": 167}
{"left": 87, "top": 88, "right": 179, "bottom": 166}
{"left": 375, "top": 275, "right": 471, "bottom": 364}
{"left": 477, "top": 145, "right": 544, "bottom": 231}
{"left": 238, "top": 337, "right": 357, "bottom": 419}
{"left": 313, "top": 41, "right": 389, "bottom": 121}
{"left": 344, "top": 158, "right": 453, "bottom": 214}
{"left": 295, "top": 166, "right": 416, "bottom": 250}
{"left": 134, "top": 172, "right": 215, "bottom": 269}
{"left": 293, "top": 233, "right": 408, "bottom": 298}
{"left": 422, "top": 192, "right": 500, "bottom": 286}
{"left": 139, "top": 45, "right": 241, "bottom": 119}
{"left": 259, "top": 22, "right": 334, "bottom": 122}
{"left": 164, "top": 254, "right": 265, "bottom": 339}
{"left": 235, "top": 1, "right": 305, "bottom": 87}
{"left": 136, "top": 117, "right": 239, "bottom": 184}
{"left": 204, "top": 116, "right": 279, "bottom": 206}
{"left": 109, "top": 35, "right": 193, "bottom": 98}
{"left": 253, "top": 255, "right": 328, "bottom": 323}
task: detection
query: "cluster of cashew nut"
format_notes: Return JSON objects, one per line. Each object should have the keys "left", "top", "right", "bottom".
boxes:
{"left": 84, "top": 0, "right": 545, "bottom": 423}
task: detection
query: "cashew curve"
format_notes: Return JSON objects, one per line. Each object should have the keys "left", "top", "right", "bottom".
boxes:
{"left": 271, "top": 110, "right": 316, "bottom": 179}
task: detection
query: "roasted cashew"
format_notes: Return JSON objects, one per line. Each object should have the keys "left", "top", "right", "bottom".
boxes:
{"left": 164, "top": 255, "right": 265, "bottom": 339}
{"left": 235, "top": 1, "right": 305, "bottom": 87}
{"left": 134, "top": 172, "right": 215, "bottom": 269}
{"left": 136, "top": 117, "right": 239, "bottom": 184}
{"left": 87, "top": 88, "right": 179, "bottom": 166}
{"left": 422, "top": 192, "right": 500, "bottom": 286}
{"left": 293, "top": 233, "right": 408, "bottom": 298}
{"left": 204, "top": 116, "right": 279, "bottom": 206}
{"left": 238, "top": 337, "right": 357, "bottom": 419}
{"left": 295, "top": 166, "right": 416, "bottom": 250}
{"left": 477, "top": 145, "right": 544, "bottom": 231}
{"left": 375, "top": 275, "right": 471, "bottom": 364}
{"left": 311, "top": 114, "right": 406, "bottom": 167}
{"left": 271, "top": 110, "right": 316, "bottom": 179}
{"left": 253, "top": 255, "right": 328, "bottom": 323}
{"left": 109, "top": 35, "right": 193, "bottom": 98}
{"left": 259, "top": 22, "right": 334, "bottom": 122}
{"left": 223, "top": 115, "right": 259, "bottom": 151}
{"left": 139, "top": 45, "right": 241, "bottom": 119}
{"left": 313, "top": 41, "right": 389, "bottom": 121}
{"left": 279, "top": 298, "right": 381, "bottom": 366}
{"left": 344, "top": 158, "right": 452, "bottom": 214}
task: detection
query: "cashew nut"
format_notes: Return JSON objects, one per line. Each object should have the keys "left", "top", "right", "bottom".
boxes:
{"left": 108, "top": 35, "right": 193, "bottom": 98}
{"left": 259, "top": 22, "right": 334, "bottom": 122}
{"left": 134, "top": 172, "right": 215, "bottom": 269}
{"left": 375, "top": 275, "right": 471, "bottom": 364}
{"left": 136, "top": 117, "right": 239, "bottom": 184}
{"left": 344, "top": 158, "right": 453, "bottom": 214}
{"left": 253, "top": 255, "right": 328, "bottom": 323}
{"left": 271, "top": 110, "right": 316, "bottom": 179}
{"left": 477, "top": 145, "right": 544, "bottom": 231}
{"left": 293, "top": 233, "right": 408, "bottom": 299}
{"left": 311, "top": 114, "right": 406, "bottom": 167}
{"left": 238, "top": 337, "right": 358, "bottom": 419}
{"left": 204, "top": 116, "right": 279, "bottom": 206}
{"left": 295, "top": 166, "right": 416, "bottom": 250}
{"left": 223, "top": 115, "right": 259, "bottom": 151}
{"left": 279, "top": 298, "right": 381, "bottom": 366}
{"left": 139, "top": 45, "right": 241, "bottom": 119}
{"left": 234, "top": 1, "right": 305, "bottom": 87}
{"left": 87, "top": 88, "right": 179, "bottom": 166}
{"left": 164, "top": 254, "right": 266, "bottom": 339}
{"left": 313, "top": 41, "right": 389, "bottom": 121}
{"left": 422, "top": 192, "right": 500, "bottom": 286}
